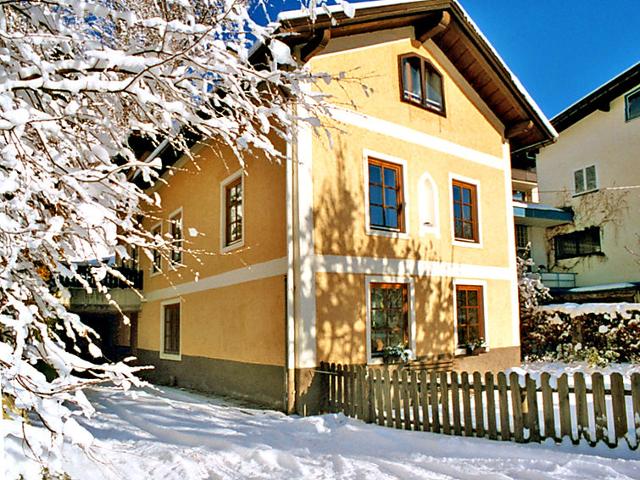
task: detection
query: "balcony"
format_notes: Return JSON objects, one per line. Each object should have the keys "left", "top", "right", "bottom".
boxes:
{"left": 511, "top": 168, "right": 538, "bottom": 184}
{"left": 61, "top": 264, "right": 143, "bottom": 313}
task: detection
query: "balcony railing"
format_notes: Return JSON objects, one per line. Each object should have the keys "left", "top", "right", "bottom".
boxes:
{"left": 61, "top": 265, "right": 143, "bottom": 289}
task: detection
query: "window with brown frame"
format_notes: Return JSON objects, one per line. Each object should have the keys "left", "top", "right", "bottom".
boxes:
{"left": 452, "top": 179, "right": 479, "bottom": 242}
{"left": 163, "top": 303, "right": 180, "bottom": 355}
{"left": 151, "top": 224, "right": 161, "bottom": 273}
{"left": 224, "top": 177, "right": 243, "bottom": 246}
{"left": 400, "top": 54, "right": 445, "bottom": 114}
{"left": 169, "top": 211, "right": 183, "bottom": 264}
{"left": 370, "top": 283, "right": 409, "bottom": 357}
{"left": 368, "top": 158, "right": 404, "bottom": 232}
{"left": 455, "top": 285, "right": 484, "bottom": 348}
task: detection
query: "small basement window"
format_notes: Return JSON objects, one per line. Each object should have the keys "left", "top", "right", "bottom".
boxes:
{"left": 400, "top": 54, "right": 444, "bottom": 114}
{"left": 554, "top": 227, "right": 601, "bottom": 260}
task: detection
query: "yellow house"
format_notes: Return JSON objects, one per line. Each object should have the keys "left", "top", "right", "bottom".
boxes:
{"left": 134, "top": 0, "right": 556, "bottom": 413}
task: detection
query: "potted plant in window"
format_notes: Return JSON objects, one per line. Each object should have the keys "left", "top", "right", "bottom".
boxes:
{"left": 381, "top": 345, "right": 413, "bottom": 364}
{"left": 464, "top": 336, "right": 486, "bottom": 356}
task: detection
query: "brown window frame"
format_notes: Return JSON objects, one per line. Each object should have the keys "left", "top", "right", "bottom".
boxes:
{"left": 162, "top": 303, "right": 180, "bottom": 355}
{"left": 398, "top": 53, "right": 446, "bottom": 116}
{"left": 455, "top": 284, "right": 485, "bottom": 349}
{"left": 368, "top": 157, "right": 405, "bottom": 232}
{"left": 370, "top": 282, "right": 409, "bottom": 358}
{"left": 169, "top": 210, "right": 183, "bottom": 264}
{"left": 452, "top": 179, "right": 479, "bottom": 243}
{"left": 224, "top": 177, "right": 243, "bottom": 247}
{"left": 151, "top": 223, "right": 162, "bottom": 273}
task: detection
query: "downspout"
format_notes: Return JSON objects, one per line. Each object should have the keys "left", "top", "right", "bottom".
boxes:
{"left": 284, "top": 99, "right": 299, "bottom": 414}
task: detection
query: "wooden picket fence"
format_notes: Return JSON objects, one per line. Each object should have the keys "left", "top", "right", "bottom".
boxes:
{"left": 319, "top": 362, "right": 640, "bottom": 450}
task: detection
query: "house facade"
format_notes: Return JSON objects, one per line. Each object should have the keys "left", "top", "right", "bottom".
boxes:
{"left": 534, "top": 62, "right": 640, "bottom": 302}
{"left": 133, "top": 0, "right": 556, "bottom": 413}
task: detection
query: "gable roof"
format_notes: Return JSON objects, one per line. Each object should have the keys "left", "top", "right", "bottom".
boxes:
{"left": 274, "top": 0, "right": 557, "bottom": 151}
{"left": 551, "top": 61, "right": 640, "bottom": 133}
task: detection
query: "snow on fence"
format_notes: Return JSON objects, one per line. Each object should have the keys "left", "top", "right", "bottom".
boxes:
{"left": 318, "top": 362, "right": 640, "bottom": 450}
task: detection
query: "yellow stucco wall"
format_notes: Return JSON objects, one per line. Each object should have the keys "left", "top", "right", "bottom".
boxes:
{"left": 138, "top": 139, "right": 287, "bottom": 365}
{"left": 138, "top": 275, "right": 285, "bottom": 366}
{"left": 308, "top": 28, "right": 518, "bottom": 363}
{"left": 315, "top": 272, "right": 515, "bottom": 365}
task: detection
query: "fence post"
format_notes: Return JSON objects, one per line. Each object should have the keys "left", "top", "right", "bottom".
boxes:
{"left": 591, "top": 372, "right": 607, "bottom": 444}
{"left": 461, "top": 372, "right": 472, "bottom": 436}
{"left": 525, "top": 374, "right": 540, "bottom": 443}
{"left": 430, "top": 371, "right": 441, "bottom": 434}
{"left": 610, "top": 372, "right": 627, "bottom": 446}
{"left": 574, "top": 372, "right": 591, "bottom": 444}
{"left": 632, "top": 373, "right": 640, "bottom": 449}
{"left": 509, "top": 372, "right": 524, "bottom": 442}
{"left": 401, "top": 369, "right": 412, "bottom": 430}
{"left": 383, "top": 367, "right": 393, "bottom": 428}
{"left": 450, "top": 371, "right": 462, "bottom": 436}
{"left": 497, "top": 372, "right": 510, "bottom": 441}
{"left": 485, "top": 372, "right": 497, "bottom": 440}
{"left": 410, "top": 370, "right": 420, "bottom": 431}
{"left": 420, "top": 370, "right": 430, "bottom": 432}
{"left": 540, "top": 372, "right": 555, "bottom": 441}
{"left": 366, "top": 366, "right": 375, "bottom": 424}
{"left": 392, "top": 369, "right": 403, "bottom": 429}
{"left": 557, "top": 373, "right": 573, "bottom": 443}
{"left": 473, "top": 372, "right": 485, "bottom": 438}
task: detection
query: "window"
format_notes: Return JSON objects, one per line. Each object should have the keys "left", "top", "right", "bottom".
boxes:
{"left": 400, "top": 54, "right": 444, "bottom": 114}
{"left": 515, "top": 224, "right": 529, "bottom": 253}
{"left": 574, "top": 165, "right": 597, "bottom": 194}
{"left": 370, "top": 283, "right": 409, "bottom": 357}
{"left": 221, "top": 173, "right": 243, "bottom": 249}
{"left": 455, "top": 285, "right": 485, "bottom": 348}
{"left": 452, "top": 179, "right": 479, "bottom": 242}
{"left": 169, "top": 210, "right": 183, "bottom": 264}
{"left": 151, "top": 223, "right": 162, "bottom": 273}
{"left": 368, "top": 158, "right": 404, "bottom": 232}
{"left": 625, "top": 87, "right": 640, "bottom": 121}
{"left": 554, "top": 227, "right": 601, "bottom": 260}
{"left": 162, "top": 302, "right": 180, "bottom": 357}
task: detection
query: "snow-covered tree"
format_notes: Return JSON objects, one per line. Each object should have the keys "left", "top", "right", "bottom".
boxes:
{"left": 0, "top": 0, "right": 334, "bottom": 475}
{"left": 517, "top": 250, "right": 551, "bottom": 359}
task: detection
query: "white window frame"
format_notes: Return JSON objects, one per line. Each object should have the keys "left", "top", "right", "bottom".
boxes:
{"left": 573, "top": 165, "right": 598, "bottom": 196}
{"left": 168, "top": 207, "right": 183, "bottom": 268}
{"left": 625, "top": 86, "right": 640, "bottom": 122}
{"left": 363, "top": 149, "right": 410, "bottom": 239}
{"left": 150, "top": 221, "right": 163, "bottom": 277}
{"left": 418, "top": 171, "right": 440, "bottom": 237}
{"left": 365, "top": 275, "right": 416, "bottom": 365}
{"left": 160, "top": 298, "right": 182, "bottom": 361}
{"left": 220, "top": 170, "right": 245, "bottom": 253}
{"left": 449, "top": 173, "right": 483, "bottom": 248}
{"left": 452, "top": 279, "right": 489, "bottom": 356}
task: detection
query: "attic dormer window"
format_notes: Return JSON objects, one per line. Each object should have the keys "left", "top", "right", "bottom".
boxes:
{"left": 400, "top": 54, "right": 445, "bottom": 114}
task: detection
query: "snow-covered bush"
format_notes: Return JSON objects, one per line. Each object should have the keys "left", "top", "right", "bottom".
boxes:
{"left": 517, "top": 250, "right": 551, "bottom": 358}
{"left": 0, "top": 0, "right": 338, "bottom": 476}
{"left": 524, "top": 303, "right": 640, "bottom": 366}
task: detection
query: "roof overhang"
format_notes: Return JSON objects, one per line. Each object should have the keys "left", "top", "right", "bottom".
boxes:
{"left": 274, "top": 0, "right": 557, "bottom": 152}
{"left": 552, "top": 61, "right": 640, "bottom": 133}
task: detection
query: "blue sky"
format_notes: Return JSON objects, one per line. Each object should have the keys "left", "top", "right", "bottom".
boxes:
{"left": 256, "top": 0, "right": 640, "bottom": 119}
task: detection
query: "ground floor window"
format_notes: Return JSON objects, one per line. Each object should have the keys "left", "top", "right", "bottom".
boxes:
{"left": 455, "top": 284, "right": 485, "bottom": 349}
{"left": 162, "top": 302, "right": 180, "bottom": 357}
{"left": 370, "top": 283, "right": 409, "bottom": 357}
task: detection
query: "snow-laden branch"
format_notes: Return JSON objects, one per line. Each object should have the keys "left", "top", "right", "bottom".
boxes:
{"left": 0, "top": 0, "right": 340, "bottom": 476}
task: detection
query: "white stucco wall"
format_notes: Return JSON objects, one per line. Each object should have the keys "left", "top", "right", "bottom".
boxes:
{"left": 537, "top": 89, "right": 640, "bottom": 286}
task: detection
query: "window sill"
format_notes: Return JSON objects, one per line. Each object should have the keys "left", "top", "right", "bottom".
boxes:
{"left": 455, "top": 347, "right": 488, "bottom": 357}
{"left": 572, "top": 188, "right": 599, "bottom": 197}
{"left": 556, "top": 251, "right": 604, "bottom": 261}
{"left": 400, "top": 97, "right": 446, "bottom": 118}
{"left": 159, "top": 351, "right": 181, "bottom": 361}
{"left": 452, "top": 239, "right": 482, "bottom": 249}
{"left": 366, "top": 228, "right": 410, "bottom": 240}
{"left": 221, "top": 239, "right": 244, "bottom": 254}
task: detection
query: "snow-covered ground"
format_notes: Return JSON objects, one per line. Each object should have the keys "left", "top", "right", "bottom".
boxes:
{"left": 7, "top": 385, "right": 640, "bottom": 480}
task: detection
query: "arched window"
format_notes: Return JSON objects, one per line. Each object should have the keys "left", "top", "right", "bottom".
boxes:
{"left": 400, "top": 54, "right": 445, "bottom": 114}
{"left": 418, "top": 172, "right": 439, "bottom": 235}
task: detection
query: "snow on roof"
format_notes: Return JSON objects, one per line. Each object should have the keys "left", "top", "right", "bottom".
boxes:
{"left": 277, "top": 0, "right": 557, "bottom": 141}
{"left": 567, "top": 282, "right": 640, "bottom": 293}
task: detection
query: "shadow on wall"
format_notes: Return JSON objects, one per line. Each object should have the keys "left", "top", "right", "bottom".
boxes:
{"left": 296, "top": 135, "right": 460, "bottom": 412}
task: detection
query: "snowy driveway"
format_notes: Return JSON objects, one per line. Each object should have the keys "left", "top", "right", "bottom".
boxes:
{"left": 55, "top": 387, "right": 640, "bottom": 479}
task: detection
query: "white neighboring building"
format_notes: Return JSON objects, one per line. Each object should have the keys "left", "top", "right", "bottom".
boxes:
{"left": 534, "top": 62, "right": 640, "bottom": 302}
